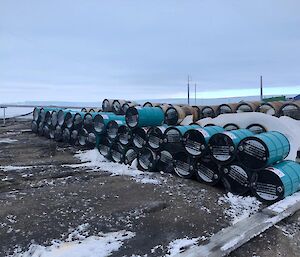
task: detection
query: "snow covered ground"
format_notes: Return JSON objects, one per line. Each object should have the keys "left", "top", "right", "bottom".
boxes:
{"left": 218, "top": 193, "right": 262, "bottom": 225}
{"left": 0, "top": 138, "right": 18, "bottom": 144}
{"left": 10, "top": 224, "right": 135, "bottom": 257}
{"left": 65, "top": 149, "right": 162, "bottom": 185}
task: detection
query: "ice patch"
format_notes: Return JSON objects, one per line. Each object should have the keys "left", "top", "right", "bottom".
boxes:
{"left": 218, "top": 193, "right": 261, "bottom": 224}
{"left": 64, "top": 149, "right": 161, "bottom": 185}
{"left": 221, "top": 234, "right": 244, "bottom": 251}
{"left": 11, "top": 224, "right": 135, "bottom": 257}
{"left": 0, "top": 138, "right": 18, "bottom": 144}
{"left": 265, "top": 191, "right": 300, "bottom": 214}
{"left": 166, "top": 237, "right": 199, "bottom": 256}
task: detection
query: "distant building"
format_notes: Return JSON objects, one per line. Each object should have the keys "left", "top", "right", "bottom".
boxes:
{"left": 263, "top": 95, "right": 286, "bottom": 102}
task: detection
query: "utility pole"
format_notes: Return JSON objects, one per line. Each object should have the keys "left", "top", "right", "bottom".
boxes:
{"left": 188, "top": 75, "right": 190, "bottom": 105}
{"left": 194, "top": 83, "right": 197, "bottom": 105}
{"left": 260, "top": 76, "right": 263, "bottom": 101}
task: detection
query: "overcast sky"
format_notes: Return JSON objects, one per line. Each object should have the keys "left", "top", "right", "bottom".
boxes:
{"left": 1, "top": 0, "right": 300, "bottom": 103}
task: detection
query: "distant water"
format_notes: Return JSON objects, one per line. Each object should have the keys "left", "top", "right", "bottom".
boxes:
{"left": 0, "top": 107, "right": 34, "bottom": 119}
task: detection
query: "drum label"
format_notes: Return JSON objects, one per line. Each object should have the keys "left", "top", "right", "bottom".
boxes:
{"left": 229, "top": 165, "right": 248, "bottom": 185}
{"left": 197, "top": 164, "right": 214, "bottom": 182}
{"left": 126, "top": 150, "right": 136, "bottom": 162}
{"left": 149, "top": 135, "right": 160, "bottom": 148}
{"left": 185, "top": 139, "right": 201, "bottom": 155}
{"left": 160, "top": 152, "right": 172, "bottom": 163}
{"left": 265, "top": 167, "right": 285, "bottom": 178}
{"left": 175, "top": 161, "right": 190, "bottom": 176}
{"left": 166, "top": 131, "right": 180, "bottom": 143}
{"left": 134, "top": 135, "right": 145, "bottom": 147}
{"left": 243, "top": 140, "right": 266, "bottom": 160}
{"left": 212, "top": 146, "right": 231, "bottom": 161}
{"left": 256, "top": 182, "right": 278, "bottom": 200}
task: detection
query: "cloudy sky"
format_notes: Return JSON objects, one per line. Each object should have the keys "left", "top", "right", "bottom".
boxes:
{"left": 1, "top": 0, "right": 300, "bottom": 103}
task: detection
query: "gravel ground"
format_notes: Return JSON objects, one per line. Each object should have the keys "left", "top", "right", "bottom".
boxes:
{"left": 0, "top": 120, "right": 300, "bottom": 257}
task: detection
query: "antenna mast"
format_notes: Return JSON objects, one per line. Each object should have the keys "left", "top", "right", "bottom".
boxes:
{"left": 187, "top": 75, "right": 190, "bottom": 105}
{"left": 260, "top": 76, "right": 263, "bottom": 101}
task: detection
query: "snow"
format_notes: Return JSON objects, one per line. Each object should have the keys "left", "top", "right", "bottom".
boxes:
{"left": 218, "top": 193, "right": 261, "bottom": 224}
{"left": 196, "top": 112, "right": 300, "bottom": 161}
{"left": 0, "top": 138, "right": 18, "bottom": 144}
{"left": 0, "top": 165, "right": 33, "bottom": 172}
{"left": 65, "top": 149, "right": 161, "bottom": 185}
{"left": 166, "top": 237, "right": 200, "bottom": 256}
{"left": 11, "top": 224, "right": 135, "bottom": 257}
{"left": 266, "top": 191, "right": 300, "bottom": 214}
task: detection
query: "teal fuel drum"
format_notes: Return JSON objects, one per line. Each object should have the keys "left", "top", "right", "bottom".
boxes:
{"left": 57, "top": 109, "right": 76, "bottom": 126}
{"left": 208, "top": 129, "right": 254, "bottom": 164}
{"left": 83, "top": 112, "right": 107, "bottom": 133}
{"left": 251, "top": 160, "right": 300, "bottom": 202}
{"left": 146, "top": 125, "right": 169, "bottom": 150}
{"left": 173, "top": 151, "right": 194, "bottom": 179}
{"left": 86, "top": 131, "right": 97, "bottom": 149}
{"left": 117, "top": 125, "right": 133, "bottom": 146}
{"left": 78, "top": 128, "right": 89, "bottom": 146}
{"left": 132, "top": 127, "right": 148, "bottom": 149}
{"left": 95, "top": 113, "right": 125, "bottom": 134}
{"left": 110, "top": 142, "right": 127, "bottom": 163}
{"left": 164, "top": 125, "right": 200, "bottom": 148}
{"left": 33, "top": 107, "right": 41, "bottom": 121}
{"left": 183, "top": 126, "right": 224, "bottom": 157}
{"left": 63, "top": 111, "right": 85, "bottom": 129}
{"left": 194, "top": 155, "right": 221, "bottom": 186}
{"left": 70, "top": 130, "right": 79, "bottom": 145}
{"left": 106, "top": 120, "right": 127, "bottom": 140}
{"left": 98, "top": 137, "right": 113, "bottom": 160}
{"left": 137, "top": 147, "right": 158, "bottom": 172}
{"left": 62, "top": 128, "right": 71, "bottom": 143}
{"left": 54, "top": 125, "right": 63, "bottom": 142}
{"left": 237, "top": 131, "right": 290, "bottom": 170}
{"left": 222, "top": 163, "right": 253, "bottom": 195}
{"left": 156, "top": 150, "right": 174, "bottom": 173}
{"left": 31, "top": 120, "right": 38, "bottom": 133}
{"left": 125, "top": 107, "right": 164, "bottom": 129}
{"left": 123, "top": 147, "right": 138, "bottom": 165}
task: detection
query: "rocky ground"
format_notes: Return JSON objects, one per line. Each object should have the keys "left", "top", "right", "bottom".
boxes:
{"left": 0, "top": 120, "right": 300, "bottom": 257}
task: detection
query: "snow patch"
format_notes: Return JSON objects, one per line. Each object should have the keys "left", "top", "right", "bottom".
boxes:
{"left": 0, "top": 165, "right": 33, "bottom": 172}
{"left": 11, "top": 224, "right": 135, "bottom": 257}
{"left": 0, "top": 138, "right": 18, "bottom": 144}
{"left": 65, "top": 149, "right": 161, "bottom": 185}
{"left": 218, "top": 193, "right": 261, "bottom": 224}
{"left": 266, "top": 191, "right": 300, "bottom": 214}
{"left": 166, "top": 237, "right": 199, "bottom": 256}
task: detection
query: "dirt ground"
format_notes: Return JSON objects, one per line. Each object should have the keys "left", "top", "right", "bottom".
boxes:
{"left": 0, "top": 120, "right": 300, "bottom": 257}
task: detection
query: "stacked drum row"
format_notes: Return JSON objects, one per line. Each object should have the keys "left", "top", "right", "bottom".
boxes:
{"left": 31, "top": 104, "right": 300, "bottom": 203}
{"left": 31, "top": 107, "right": 125, "bottom": 148}
{"left": 141, "top": 100, "right": 300, "bottom": 123}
